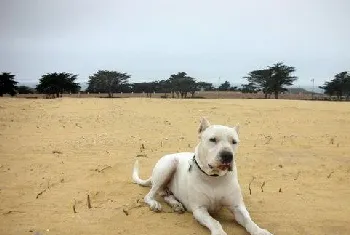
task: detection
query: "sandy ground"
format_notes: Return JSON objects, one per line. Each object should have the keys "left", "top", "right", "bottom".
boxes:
{"left": 0, "top": 98, "right": 349, "bottom": 235}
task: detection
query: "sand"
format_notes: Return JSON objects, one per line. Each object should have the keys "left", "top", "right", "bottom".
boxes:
{"left": 0, "top": 97, "right": 349, "bottom": 235}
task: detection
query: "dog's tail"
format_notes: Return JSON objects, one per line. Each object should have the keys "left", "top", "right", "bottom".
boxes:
{"left": 132, "top": 160, "right": 152, "bottom": 187}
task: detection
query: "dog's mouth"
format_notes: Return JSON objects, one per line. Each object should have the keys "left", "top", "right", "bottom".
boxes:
{"left": 218, "top": 163, "right": 231, "bottom": 171}
{"left": 208, "top": 163, "right": 231, "bottom": 171}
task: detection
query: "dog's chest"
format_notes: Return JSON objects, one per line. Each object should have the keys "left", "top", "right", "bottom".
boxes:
{"left": 198, "top": 183, "right": 230, "bottom": 212}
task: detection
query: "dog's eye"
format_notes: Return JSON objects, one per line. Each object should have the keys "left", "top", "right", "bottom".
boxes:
{"left": 209, "top": 138, "right": 217, "bottom": 143}
{"left": 232, "top": 140, "right": 237, "bottom": 145}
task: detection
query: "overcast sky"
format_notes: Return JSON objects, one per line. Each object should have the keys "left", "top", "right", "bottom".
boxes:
{"left": 0, "top": 0, "right": 349, "bottom": 86}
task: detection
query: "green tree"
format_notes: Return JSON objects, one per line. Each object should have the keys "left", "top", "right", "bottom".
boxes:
{"left": 36, "top": 72, "right": 80, "bottom": 98}
{"left": 157, "top": 79, "right": 172, "bottom": 97}
{"left": 319, "top": 71, "right": 350, "bottom": 100}
{"left": 168, "top": 72, "right": 187, "bottom": 98}
{"left": 87, "top": 70, "right": 130, "bottom": 98}
{"left": 269, "top": 62, "right": 298, "bottom": 99}
{"left": 218, "top": 81, "right": 231, "bottom": 91}
{"left": 144, "top": 81, "right": 157, "bottom": 97}
{"left": 245, "top": 68, "right": 273, "bottom": 98}
{"left": 0, "top": 72, "right": 18, "bottom": 97}
{"left": 179, "top": 76, "right": 196, "bottom": 98}
{"left": 167, "top": 72, "right": 199, "bottom": 98}
{"left": 17, "top": 86, "right": 35, "bottom": 94}
{"left": 240, "top": 82, "right": 259, "bottom": 93}
{"left": 245, "top": 62, "right": 297, "bottom": 99}
{"left": 196, "top": 82, "right": 215, "bottom": 91}
{"left": 117, "top": 83, "right": 133, "bottom": 93}
{"left": 229, "top": 86, "right": 239, "bottom": 91}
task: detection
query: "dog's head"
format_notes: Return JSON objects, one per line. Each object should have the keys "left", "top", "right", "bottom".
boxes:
{"left": 195, "top": 117, "right": 240, "bottom": 176}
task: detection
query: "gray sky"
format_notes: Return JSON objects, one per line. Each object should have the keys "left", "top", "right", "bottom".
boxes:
{"left": 1, "top": 0, "right": 349, "bottom": 86}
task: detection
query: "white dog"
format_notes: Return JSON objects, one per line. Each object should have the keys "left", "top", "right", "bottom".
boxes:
{"left": 132, "top": 118, "right": 273, "bottom": 235}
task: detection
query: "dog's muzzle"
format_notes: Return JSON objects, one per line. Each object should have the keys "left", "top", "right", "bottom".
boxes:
{"left": 218, "top": 151, "right": 233, "bottom": 171}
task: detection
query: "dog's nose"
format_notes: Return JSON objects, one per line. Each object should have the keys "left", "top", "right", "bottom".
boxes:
{"left": 220, "top": 151, "right": 233, "bottom": 163}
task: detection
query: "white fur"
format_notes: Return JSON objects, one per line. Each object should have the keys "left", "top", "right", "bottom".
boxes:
{"left": 132, "top": 118, "right": 273, "bottom": 235}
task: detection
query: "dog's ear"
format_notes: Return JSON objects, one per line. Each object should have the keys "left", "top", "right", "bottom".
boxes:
{"left": 198, "top": 117, "right": 211, "bottom": 135}
{"left": 234, "top": 123, "right": 240, "bottom": 134}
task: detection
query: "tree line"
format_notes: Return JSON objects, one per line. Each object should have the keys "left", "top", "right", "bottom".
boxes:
{"left": 1, "top": 62, "right": 349, "bottom": 100}
{"left": 318, "top": 72, "right": 350, "bottom": 100}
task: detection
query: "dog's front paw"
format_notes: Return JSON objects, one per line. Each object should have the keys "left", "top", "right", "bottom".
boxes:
{"left": 172, "top": 202, "right": 185, "bottom": 214}
{"left": 254, "top": 228, "right": 273, "bottom": 235}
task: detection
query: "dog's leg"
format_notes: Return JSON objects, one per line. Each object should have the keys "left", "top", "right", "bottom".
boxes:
{"left": 192, "top": 207, "right": 227, "bottom": 235}
{"left": 144, "top": 155, "right": 178, "bottom": 212}
{"left": 163, "top": 194, "right": 185, "bottom": 213}
{"left": 144, "top": 186, "right": 163, "bottom": 212}
{"left": 228, "top": 203, "right": 272, "bottom": 235}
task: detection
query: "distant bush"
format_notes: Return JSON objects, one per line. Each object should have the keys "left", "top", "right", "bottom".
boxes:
{"left": 17, "top": 86, "right": 35, "bottom": 94}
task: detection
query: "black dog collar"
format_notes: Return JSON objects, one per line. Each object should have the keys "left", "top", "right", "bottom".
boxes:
{"left": 192, "top": 155, "right": 219, "bottom": 177}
